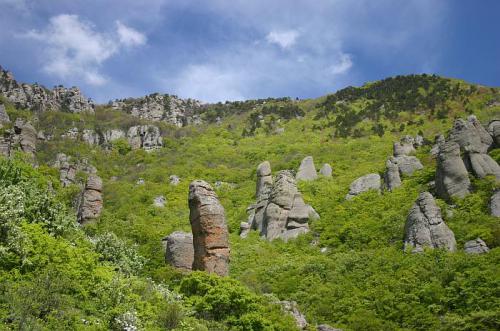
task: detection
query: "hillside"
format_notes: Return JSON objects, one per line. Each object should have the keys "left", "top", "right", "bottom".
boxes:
{"left": 0, "top": 67, "right": 499, "bottom": 330}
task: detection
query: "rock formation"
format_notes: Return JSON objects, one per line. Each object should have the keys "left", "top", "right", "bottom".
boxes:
{"left": 55, "top": 153, "right": 77, "bottom": 187}
{"left": 188, "top": 180, "right": 230, "bottom": 276}
{"left": 162, "top": 231, "right": 194, "bottom": 271}
{"left": 384, "top": 158, "right": 402, "bottom": 191}
{"left": 466, "top": 151, "right": 500, "bottom": 180}
{"left": 0, "top": 65, "right": 94, "bottom": 113}
{"left": 77, "top": 174, "right": 103, "bottom": 224}
{"left": 256, "top": 161, "right": 273, "bottom": 198}
{"left": 127, "top": 125, "right": 163, "bottom": 151}
{"left": 319, "top": 163, "right": 333, "bottom": 177}
{"left": 296, "top": 156, "right": 318, "bottom": 181}
{"left": 346, "top": 173, "right": 381, "bottom": 200}
{"left": 430, "top": 134, "right": 445, "bottom": 157}
{"left": 464, "top": 238, "right": 489, "bottom": 254}
{"left": 393, "top": 135, "right": 416, "bottom": 156}
{"left": 490, "top": 190, "right": 500, "bottom": 217}
{"left": 488, "top": 120, "right": 500, "bottom": 147}
{"left": 403, "top": 192, "right": 456, "bottom": 253}
{"left": 435, "top": 141, "right": 471, "bottom": 200}
{"left": 169, "top": 175, "right": 180, "bottom": 186}
{"left": 154, "top": 195, "right": 166, "bottom": 207}
{"left": 279, "top": 301, "right": 308, "bottom": 330}
{"left": 0, "top": 104, "right": 10, "bottom": 125}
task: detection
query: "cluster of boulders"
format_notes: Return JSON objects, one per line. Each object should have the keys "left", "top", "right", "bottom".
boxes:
{"left": 296, "top": 156, "right": 332, "bottom": 180}
{"left": 162, "top": 180, "right": 230, "bottom": 276}
{"left": 384, "top": 135, "right": 424, "bottom": 191}
{"left": 61, "top": 125, "right": 163, "bottom": 151}
{"left": 0, "top": 65, "right": 94, "bottom": 113}
{"left": 0, "top": 114, "right": 37, "bottom": 162}
{"left": 434, "top": 116, "right": 500, "bottom": 202}
{"left": 54, "top": 153, "right": 103, "bottom": 224}
{"left": 110, "top": 93, "right": 203, "bottom": 127}
{"left": 240, "top": 161, "right": 320, "bottom": 241}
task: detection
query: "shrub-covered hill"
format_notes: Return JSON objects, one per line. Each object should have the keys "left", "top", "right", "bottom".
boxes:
{"left": 1, "top": 74, "right": 500, "bottom": 330}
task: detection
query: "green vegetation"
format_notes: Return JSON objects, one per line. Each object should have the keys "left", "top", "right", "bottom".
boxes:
{"left": 1, "top": 74, "right": 500, "bottom": 330}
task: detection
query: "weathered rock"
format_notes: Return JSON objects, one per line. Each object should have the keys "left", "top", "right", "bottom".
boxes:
{"left": 169, "top": 175, "right": 180, "bottom": 186}
{"left": 346, "top": 173, "right": 381, "bottom": 200}
{"left": 239, "top": 221, "right": 251, "bottom": 238}
{"left": 102, "top": 129, "right": 126, "bottom": 145}
{"left": 464, "top": 238, "right": 489, "bottom": 254}
{"left": 488, "top": 120, "right": 500, "bottom": 147}
{"left": 414, "top": 134, "right": 424, "bottom": 147}
{"left": 490, "top": 190, "right": 500, "bottom": 217}
{"left": 466, "top": 152, "right": 500, "bottom": 180}
{"left": 256, "top": 161, "right": 273, "bottom": 198}
{"left": 467, "top": 115, "right": 493, "bottom": 150}
{"left": 77, "top": 174, "right": 103, "bottom": 224}
{"left": 82, "top": 129, "right": 99, "bottom": 145}
{"left": 435, "top": 142, "right": 471, "bottom": 200}
{"left": 395, "top": 155, "right": 424, "bottom": 176}
{"left": 403, "top": 192, "right": 456, "bottom": 253}
{"left": 153, "top": 195, "right": 166, "bottom": 207}
{"left": 189, "top": 180, "right": 230, "bottom": 276}
{"left": 62, "top": 127, "right": 79, "bottom": 140}
{"left": 55, "top": 153, "right": 77, "bottom": 187}
{"left": 162, "top": 231, "right": 194, "bottom": 271}
{"left": 319, "top": 163, "right": 333, "bottom": 177}
{"left": 394, "top": 135, "right": 416, "bottom": 156}
{"left": 127, "top": 125, "right": 163, "bottom": 151}
{"left": 136, "top": 178, "right": 145, "bottom": 185}
{"left": 430, "top": 134, "right": 445, "bottom": 157}
{"left": 448, "top": 117, "right": 491, "bottom": 154}
{"left": 0, "top": 104, "right": 10, "bottom": 124}
{"left": 296, "top": 156, "right": 318, "bottom": 181}
{"left": 280, "top": 301, "right": 308, "bottom": 330}
{"left": 384, "top": 158, "right": 402, "bottom": 191}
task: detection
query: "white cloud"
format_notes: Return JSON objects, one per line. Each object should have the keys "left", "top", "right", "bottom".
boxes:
{"left": 329, "top": 53, "right": 353, "bottom": 75}
{"left": 266, "top": 30, "right": 299, "bottom": 49}
{"left": 25, "top": 14, "right": 146, "bottom": 86}
{"left": 116, "top": 21, "right": 147, "bottom": 47}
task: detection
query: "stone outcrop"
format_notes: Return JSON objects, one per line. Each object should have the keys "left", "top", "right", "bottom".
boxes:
{"left": 55, "top": 153, "right": 77, "bottom": 187}
{"left": 430, "top": 134, "right": 445, "bottom": 157}
{"left": 384, "top": 158, "right": 402, "bottom": 191}
{"left": 464, "top": 238, "right": 489, "bottom": 254}
{"left": 188, "top": 180, "right": 230, "bottom": 276}
{"left": 394, "top": 135, "right": 416, "bottom": 156}
{"left": 256, "top": 161, "right": 273, "bottom": 198}
{"left": 77, "top": 174, "right": 103, "bottom": 224}
{"left": 0, "top": 118, "right": 37, "bottom": 160}
{"left": 169, "top": 175, "right": 180, "bottom": 186}
{"left": 435, "top": 141, "right": 471, "bottom": 201}
{"left": 0, "top": 65, "right": 94, "bottom": 113}
{"left": 127, "top": 125, "right": 163, "bottom": 151}
{"left": 490, "top": 190, "right": 500, "bottom": 217}
{"left": 102, "top": 129, "right": 126, "bottom": 145}
{"left": 403, "top": 192, "right": 456, "bottom": 253}
{"left": 466, "top": 151, "right": 500, "bottom": 180}
{"left": 279, "top": 301, "right": 308, "bottom": 330}
{"left": 296, "top": 156, "right": 318, "bottom": 181}
{"left": 319, "top": 163, "right": 332, "bottom": 177}
{"left": 488, "top": 120, "right": 500, "bottom": 147}
{"left": 384, "top": 135, "right": 424, "bottom": 190}
{"left": 448, "top": 116, "right": 492, "bottom": 153}
{"left": 110, "top": 93, "right": 202, "bottom": 127}
{"left": 0, "top": 104, "right": 10, "bottom": 125}
{"left": 154, "top": 195, "right": 166, "bottom": 207}
{"left": 346, "top": 173, "right": 381, "bottom": 200}
{"left": 162, "top": 231, "right": 194, "bottom": 271}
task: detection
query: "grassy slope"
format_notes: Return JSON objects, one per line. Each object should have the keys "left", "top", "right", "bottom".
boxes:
{"left": 4, "top": 75, "right": 500, "bottom": 330}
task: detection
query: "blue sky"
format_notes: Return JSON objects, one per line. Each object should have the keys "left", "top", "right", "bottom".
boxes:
{"left": 0, "top": 0, "right": 499, "bottom": 103}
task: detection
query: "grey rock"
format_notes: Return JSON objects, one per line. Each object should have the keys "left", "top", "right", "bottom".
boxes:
{"left": 467, "top": 152, "right": 500, "bottom": 180}
{"left": 82, "top": 129, "right": 99, "bottom": 145}
{"left": 136, "top": 178, "right": 145, "bottom": 185}
{"left": 169, "top": 175, "right": 180, "bottom": 186}
{"left": 384, "top": 158, "right": 402, "bottom": 191}
{"left": 77, "top": 174, "right": 103, "bottom": 224}
{"left": 464, "top": 238, "right": 489, "bottom": 254}
{"left": 239, "top": 221, "right": 251, "bottom": 238}
{"left": 393, "top": 155, "right": 424, "bottom": 176}
{"left": 467, "top": 115, "right": 493, "bottom": 150}
{"left": 346, "top": 173, "right": 381, "bottom": 200}
{"left": 296, "top": 156, "right": 318, "bottom": 181}
{"left": 414, "top": 134, "right": 424, "bottom": 147}
{"left": 279, "top": 301, "right": 308, "bottom": 330}
{"left": 153, "top": 195, "right": 166, "bottom": 207}
{"left": 319, "top": 163, "right": 333, "bottom": 177}
{"left": 102, "top": 129, "right": 126, "bottom": 145}
{"left": 394, "top": 135, "right": 416, "bottom": 156}
{"left": 448, "top": 117, "right": 491, "bottom": 154}
{"left": 430, "top": 134, "right": 445, "bottom": 157}
{"left": 55, "top": 153, "right": 77, "bottom": 187}
{"left": 62, "top": 127, "right": 79, "bottom": 140}
{"left": 127, "top": 125, "right": 163, "bottom": 151}
{"left": 189, "top": 180, "right": 230, "bottom": 276}
{"left": 256, "top": 161, "right": 273, "bottom": 198}
{"left": 488, "top": 120, "right": 500, "bottom": 147}
{"left": 435, "top": 142, "right": 471, "bottom": 200}
{"left": 404, "top": 192, "right": 456, "bottom": 253}
{"left": 162, "top": 231, "right": 194, "bottom": 271}
{"left": 0, "top": 104, "right": 10, "bottom": 123}
{"left": 490, "top": 190, "right": 500, "bottom": 217}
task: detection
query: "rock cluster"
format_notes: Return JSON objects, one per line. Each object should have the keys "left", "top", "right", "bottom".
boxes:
{"left": 127, "top": 125, "right": 163, "bottom": 150}
{"left": 0, "top": 65, "right": 94, "bottom": 113}
{"left": 242, "top": 162, "right": 319, "bottom": 241}
{"left": 346, "top": 173, "right": 381, "bottom": 199}
{"left": 279, "top": 301, "right": 308, "bottom": 330}
{"left": 384, "top": 135, "right": 424, "bottom": 191}
{"left": 464, "top": 238, "right": 489, "bottom": 254}
{"left": 189, "top": 180, "right": 230, "bottom": 276}
{"left": 110, "top": 93, "right": 202, "bottom": 127}
{"left": 0, "top": 118, "right": 37, "bottom": 162}
{"left": 77, "top": 174, "right": 103, "bottom": 224}
{"left": 162, "top": 231, "right": 194, "bottom": 271}
{"left": 403, "top": 192, "right": 456, "bottom": 253}
{"left": 490, "top": 190, "right": 500, "bottom": 217}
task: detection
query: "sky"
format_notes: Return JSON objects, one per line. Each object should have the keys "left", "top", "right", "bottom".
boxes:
{"left": 0, "top": 0, "right": 499, "bottom": 104}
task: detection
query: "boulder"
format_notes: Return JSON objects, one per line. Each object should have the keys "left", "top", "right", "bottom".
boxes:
{"left": 430, "top": 134, "right": 445, "bottom": 157}
{"left": 296, "top": 156, "right": 318, "bottom": 181}
{"left": 393, "top": 135, "right": 416, "bottom": 156}
{"left": 435, "top": 142, "right": 471, "bottom": 201}
{"left": 256, "top": 161, "right": 273, "bottom": 198}
{"left": 490, "top": 190, "right": 500, "bottom": 217}
{"left": 279, "top": 301, "right": 308, "bottom": 330}
{"left": 346, "top": 173, "right": 381, "bottom": 200}
{"left": 464, "top": 238, "right": 489, "bottom": 254}
{"left": 188, "top": 180, "right": 230, "bottom": 276}
{"left": 162, "top": 231, "right": 194, "bottom": 271}
{"left": 403, "top": 192, "right": 456, "bottom": 253}
{"left": 488, "top": 120, "right": 500, "bottom": 147}
{"left": 384, "top": 158, "right": 402, "bottom": 191}
{"left": 102, "top": 129, "right": 126, "bottom": 145}
{"left": 392, "top": 155, "right": 423, "bottom": 176}
{"left": 77, "top": 174, "right": 103, "bottom": 224}
{"left": 56, "top": 153, "right": 77, "bottom": 187}
{"left": 13, "top": 118, "right": 36, "bottom": 157}
{"left": 127, "top": 125, "right": 163, "bottom": 151}
{"left": 466, "top": 152, "right": 500, "bottom": 180}
{"left": 169, "top": 175, "right": 180, "bottom": 186}
{"left": 319, "top": 163, "right": 333, "bottom": 177}
{"left": 82, "top": 129, "right": 99, "bottom": 145}
{"left": 62, "top": 127, "right": 79, "bottom": 140}
{"left": 0, "top": 104, "right": 10, "bottom": 124}
{"left": 153, "top": 195, "right": 166, "bottom": 207}
{"left": 414, "top": 134, "right": 424, "bottom": 147}
{"left": 448, "top": 117, "right": 491, "bottom": 154}
{"left": 239, "top": 221, "right": 251, "bottom": 238}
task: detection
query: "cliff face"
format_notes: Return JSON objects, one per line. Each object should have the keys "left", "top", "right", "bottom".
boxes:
{"left": 0, "top": 65, "right": 95, "bottom": 113}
